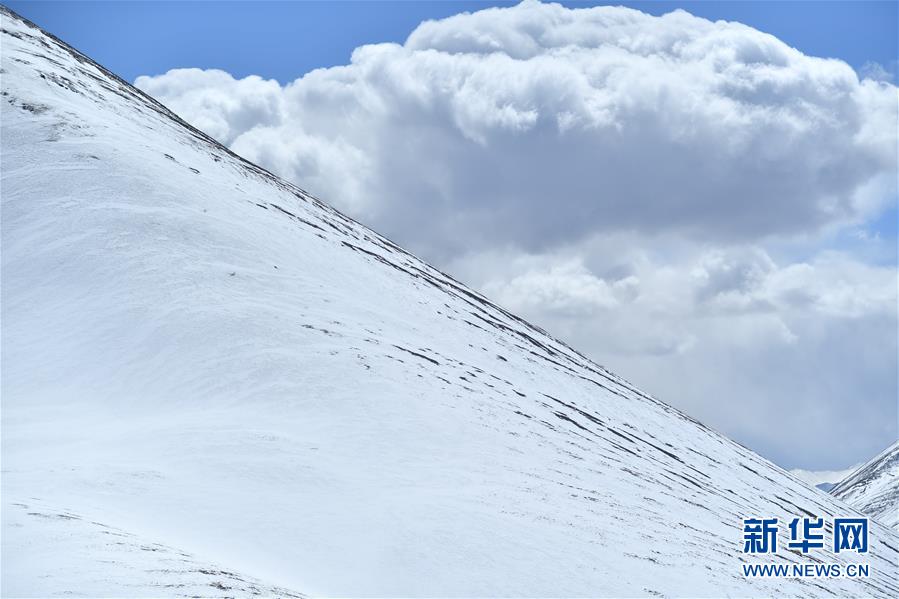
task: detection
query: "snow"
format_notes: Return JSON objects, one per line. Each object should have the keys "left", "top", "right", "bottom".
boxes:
{"left": 2, "top": 6, "right": 898, "bottom": 597}
{"left": 832, "top": 441, "right": 899, "bottom": 530}
{"left": 2, "top": 499, "right": 305, "bottom": 598}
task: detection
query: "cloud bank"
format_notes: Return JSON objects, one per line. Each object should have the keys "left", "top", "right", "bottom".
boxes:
{"left": 136, "top": 0, "right": 897, "bottom": 469}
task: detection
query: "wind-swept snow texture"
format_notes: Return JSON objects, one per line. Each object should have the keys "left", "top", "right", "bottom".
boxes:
{"left": 1, "top": 6, "right": 898, "bottom": 597}
{"left": 832, "top": 441, "right": 899, "bottom": 531}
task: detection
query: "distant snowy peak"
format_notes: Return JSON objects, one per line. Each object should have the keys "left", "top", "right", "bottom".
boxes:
{"left": 832, "top": 441, "right": 899, "bottom": 529}
{"left": 791, "top": 465, "right": 861, "bottom": 489}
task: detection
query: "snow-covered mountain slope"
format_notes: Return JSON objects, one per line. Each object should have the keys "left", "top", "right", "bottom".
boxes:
{"left": 2, "top": 6, "right": 898, "bottom": 597}
{"left": 2, "top": 499, "right": 305, "bottom": 598}
{"left": 832, "top": 442, "right": 899, "bottom": 530}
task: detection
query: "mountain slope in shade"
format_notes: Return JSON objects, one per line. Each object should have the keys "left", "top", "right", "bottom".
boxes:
{"left": 832, "top": 442, "right": 899, "bottom": 530}
{"left": 2, "top": 7, "right": 898, "bottom": 597}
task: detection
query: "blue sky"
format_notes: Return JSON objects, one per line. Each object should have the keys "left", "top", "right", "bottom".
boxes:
{"left": 9, "top": 1, "right": 897, "bottom": 84}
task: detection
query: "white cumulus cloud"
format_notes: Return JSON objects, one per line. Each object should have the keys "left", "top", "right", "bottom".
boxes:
{"left": 134, "top": 0, "right": 897, "bottom": 469}
{"left": 136, "top": 0, "right": 897, "bottom": 257}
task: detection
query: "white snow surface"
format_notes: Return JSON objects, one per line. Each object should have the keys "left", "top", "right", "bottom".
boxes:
{"left": 2, "top": 7, "right": 898, "bottom": 597}
{"left": 832, "top": 441, "right": 899, "bottom": 530}
{"left": 2, "top": 499, "right": 305, "bottom": 598}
